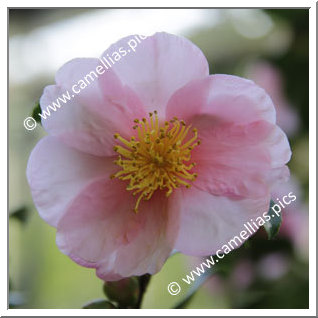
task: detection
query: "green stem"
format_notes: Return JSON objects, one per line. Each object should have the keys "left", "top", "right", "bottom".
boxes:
{"left": 135, "top": 274, "right": 151, "bottom": 308}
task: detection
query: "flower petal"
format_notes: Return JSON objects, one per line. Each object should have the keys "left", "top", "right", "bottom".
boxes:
{"left": 40, "top": 58, "right": 145, "bottom": 156}
{"left": 174, "top": 187, "right": 270, "bottom": 256}
{"left": 191, "top": 119, "right": 291, "bottom": 199}
{"left": 101, "top": 32, "right": 209, "bottom": 117}
{"left": 166, "top": 74, "right": 276, "bottom": 124}
{"left": 56, "top": 178, "right": 180, "bottom": 280}
{"left": 166, "top": 75, "right": 290, "bottom": 199}
{"left": 26, "top": 136, "right": 115, "bottom": 227}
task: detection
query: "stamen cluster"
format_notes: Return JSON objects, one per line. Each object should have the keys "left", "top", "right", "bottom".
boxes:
{"left": 111, "top": 111, "right": 200, "bottom": 212}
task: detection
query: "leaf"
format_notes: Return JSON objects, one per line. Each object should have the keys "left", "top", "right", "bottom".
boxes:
{"left": 31, "top": 101, "right": 42, "bottom": 123}
{"left": 243, "top": 239, "right": 252, "bottom": 249}
{"left": 263, "top": 199, "right": 282, "bottom": 240}
{"left": 10, "top": 206, "right": 29, "bottom": 224}
{"left": 82, "top": 299, "right": 116, "bottom": 309}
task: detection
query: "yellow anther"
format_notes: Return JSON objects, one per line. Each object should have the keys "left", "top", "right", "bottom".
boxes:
{"left": 111, "top": 111, "right": 199, "bottom": 212}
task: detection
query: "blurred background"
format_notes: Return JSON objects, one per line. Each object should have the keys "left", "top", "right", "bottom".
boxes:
{"left": 9, "top": 9, "right": 309, "bottom": 309}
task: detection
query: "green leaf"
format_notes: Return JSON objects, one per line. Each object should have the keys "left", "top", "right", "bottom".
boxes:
{"left": 82, "top": 299, "right": 116, "bottom": 309}
{"left": 263, "top": 199, "right": 282, "bottom": 240}
{"left": 31, "top": 101, "right": 42, "bottom": 123}
{"left": 10, "top": 206, "right": 29, "bottom": 224}
{"left": 243, "top": 239, "right": 252, "bottom": 249}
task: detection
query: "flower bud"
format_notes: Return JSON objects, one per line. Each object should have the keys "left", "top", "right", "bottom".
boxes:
{"left": 103, "top": 277, "right": 139, "bottom": 308}
{"left": 83, "top": 299, "right": 116, "bottom": 309}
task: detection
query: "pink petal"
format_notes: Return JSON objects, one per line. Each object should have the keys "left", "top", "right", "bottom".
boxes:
{"left": 166, "top": 74, "right": 276, "bottom": 124}
{"left": 26, "top": 136, "right": 115, "bottom": 227}
{"left": 191, "top": 119, "right": 290, "bottom": 199}
{"left": 101, "top": 32, "right": 209, "bottom": 118}
{"left": 56, "top": 178, "right": 180, "bottom": 280}
{"left": 264, "top": 124, "right": 292, "bottom": 168}
{"left": 40, "top": 58, "right": 145, "bottom": 156}
{"left": 174, "top": 187, "right": 270, "bottom": 256}
{"left": 165, "top": 74, "right": 291, "bottom": 199}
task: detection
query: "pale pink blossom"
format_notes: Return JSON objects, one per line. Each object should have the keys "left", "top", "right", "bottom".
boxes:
{"left": 257, "top": 252, "right": 289, "bottom": 280}
{"left": 273, "top": 178, "right": 309, "bottom": 261}
{"left": 230, "top": 259, "right": 255, "bottom": 289}
{"left": 245, "top": 61, "right": 299, "bottom": 136}
{"left": 27, "top": 32, "right": 291, "bottom": 280}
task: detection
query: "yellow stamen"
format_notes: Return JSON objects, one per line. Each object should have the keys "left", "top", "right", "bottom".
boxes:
{"left": 111, "top": 111, "right": 200, "bottom": 213}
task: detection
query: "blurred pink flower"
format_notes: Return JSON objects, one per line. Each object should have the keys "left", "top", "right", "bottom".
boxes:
{"left": 27, "top": 32, "right": 291, "bottom": 280}
{"left": 273, "top": 178, "right": 309, "bottom": 261}
{"left": 257, "top": 252, "right": 289, "bottom": 280}
{"left": 245, "top": 61, "right": 299, "bottom": 136}
{"left": 230, "top": 259, "right": 255, "bottom": 289}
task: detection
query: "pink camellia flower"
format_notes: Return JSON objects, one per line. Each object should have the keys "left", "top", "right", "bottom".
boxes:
{"left": 273, "top": 178, "right": 309, "bottom": 261}
{"left": 27, "top": 32, "right": 291, "bottom": 281}
{"left": 245, "top": 61, "right": 300, "bottom": 136}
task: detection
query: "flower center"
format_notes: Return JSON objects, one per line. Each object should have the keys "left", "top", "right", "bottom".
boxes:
{"left": 110, "top": 111, "right": 200, "bottom": 213}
